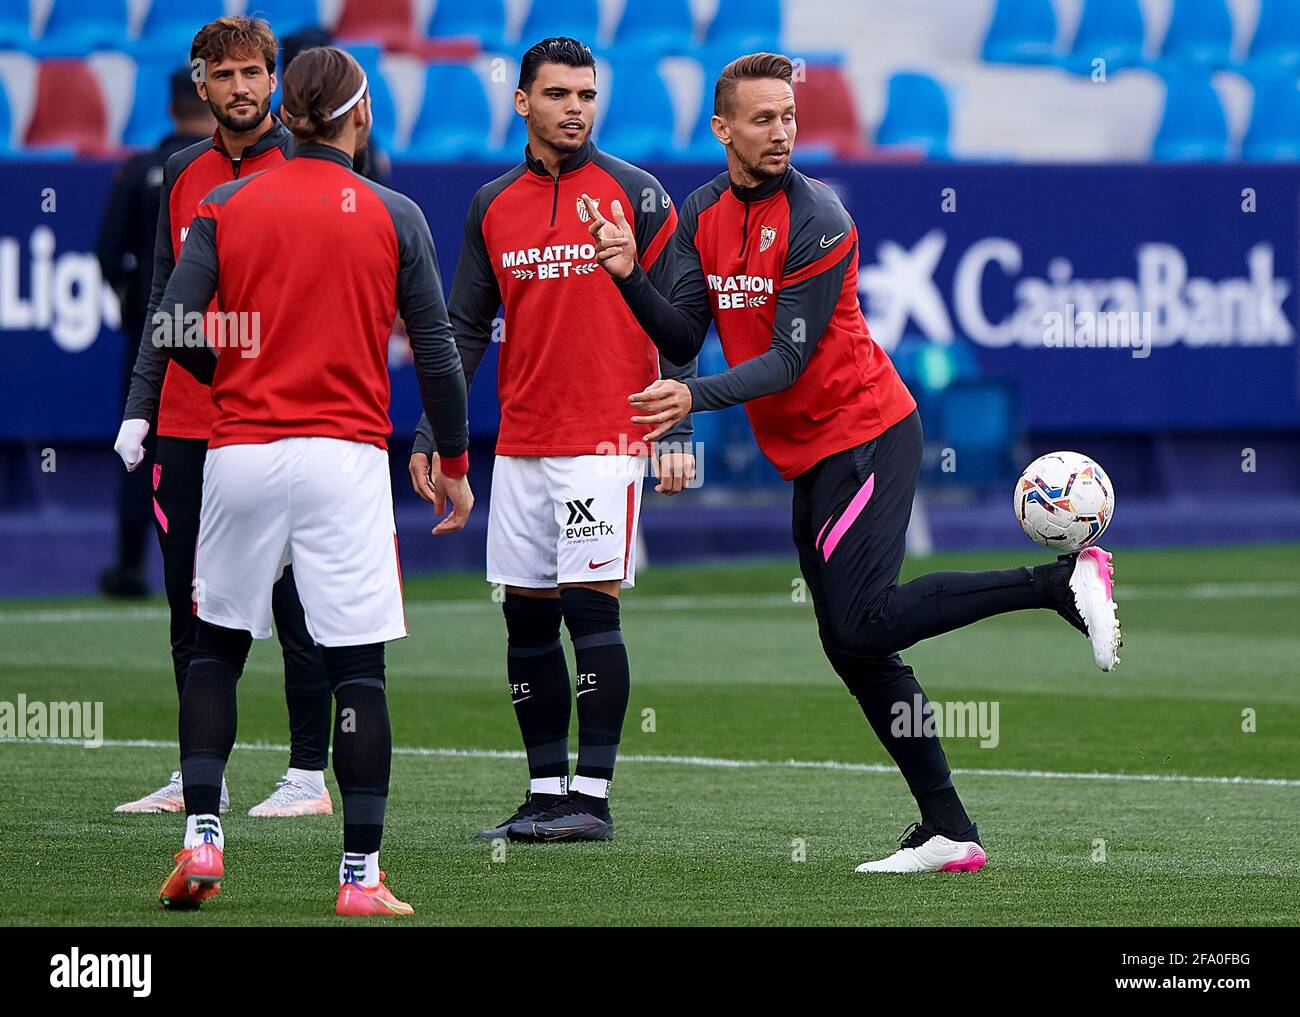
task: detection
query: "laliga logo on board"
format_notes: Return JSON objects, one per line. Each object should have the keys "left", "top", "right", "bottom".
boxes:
{"left": 0, "top": 225, "right": 121, "bottom": 351}
{"left": 858, "top": 229, "right": 1294, "bottom": 353}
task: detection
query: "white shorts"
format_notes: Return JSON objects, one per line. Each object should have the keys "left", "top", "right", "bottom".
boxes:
{"left": 194, "top": 437, "right": 406, "bottom": 646}
{"left": 486, "top": 455, "right": 645, "bottom": 589}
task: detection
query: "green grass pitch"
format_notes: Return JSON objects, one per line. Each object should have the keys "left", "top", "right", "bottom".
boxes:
{"left": 1, "top": 545, "right": 1297, "bottom": 926}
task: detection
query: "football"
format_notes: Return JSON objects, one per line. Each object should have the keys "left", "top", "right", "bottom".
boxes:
{"left": 1014, "top": 451, "right": 1115, "bottom": 551}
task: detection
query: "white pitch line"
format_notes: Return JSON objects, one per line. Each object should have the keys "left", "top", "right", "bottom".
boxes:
{"left": 3, "top": 737, "right": 1297, "bottom": 789}
{"left": 1, "top": 581, "right": 1297, "bottom": 625}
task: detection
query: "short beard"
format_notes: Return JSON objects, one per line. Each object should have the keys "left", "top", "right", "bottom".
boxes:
{"left": 209, "top": 94, "right": 269, "bottom": 135}
{"left": 739, "top": 151, "right": 788, "bottom": 181}
{"left": 352, "top": 142, "right": 369, "bottom": 176}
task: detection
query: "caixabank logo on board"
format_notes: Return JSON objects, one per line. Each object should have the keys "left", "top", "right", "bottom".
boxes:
{"left": 858, "top": 229, "right": 1294, "bottom": 353}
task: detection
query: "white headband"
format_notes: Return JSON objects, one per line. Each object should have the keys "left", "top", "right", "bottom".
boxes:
{"left": 328, "top": 73, "right": 368, "bottom": 120}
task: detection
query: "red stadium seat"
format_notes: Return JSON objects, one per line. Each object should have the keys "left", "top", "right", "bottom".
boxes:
{"left": 23, "top": 58, "right": 110, "bottom": 155}
{"left": 794, "top": 62, "right": 869, "bottom": 160}
{"left": 334, "top": 0, "right": 418, "bottom": 51}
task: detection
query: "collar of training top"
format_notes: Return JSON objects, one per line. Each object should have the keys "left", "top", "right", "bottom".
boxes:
{"left": 292, "top": 142, "right": 355, "bottom": 168}
{"left": 524, "top": 138, "right": 595, "bottom": 178}
{"left": 729, "top": 165, "right": 793, "bottom": 203}
{"left": 211, "top": 115, "right": 289, "bottom": 160}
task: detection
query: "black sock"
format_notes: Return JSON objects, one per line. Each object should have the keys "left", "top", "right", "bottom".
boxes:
{"left": 324, "top": 643, "right": 390, "bottom": 855}
{"left": 503, "top": 594, "right": 571, "bottom": 789}
{"left": 846, "top": 655, "right": 973, "bottom": 838}
{"left": 179, "top": 620, "right": 251, "bottom": 816}
{"left": 560, "top": 587, "right": 629, "bottom": 795}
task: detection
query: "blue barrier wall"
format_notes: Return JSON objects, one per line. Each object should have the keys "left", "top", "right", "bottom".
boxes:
{"left": 4, "top": 159, "right": 1298, "bottom": 441}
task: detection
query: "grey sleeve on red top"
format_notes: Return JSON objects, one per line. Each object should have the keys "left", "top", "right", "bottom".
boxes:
{"left": 151, "top": 211, "right": 221, "bottom": 385}
{"left": 122, "top": 151, "right": 183, "bottom": 423}
{"left": 684, "top": 247, "right": 852, "bottom": 412}
{"left": 412, "top": 189, "right": 500, "bottom": 457}
{"left": 612, "top": 191, "right": 714, "bottom": 367}
{"left": 379, "top": 187, "right": 469, "bottom": 462}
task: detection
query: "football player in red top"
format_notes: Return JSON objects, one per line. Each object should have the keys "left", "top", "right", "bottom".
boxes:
{"left": 114, "top": 16, "right": 334, "bottom": 821}
{"left": 587, "top": 52, "right": 1122, "bottom": 874}
{"left": 408, "top": 38, "right": 697, "bottom": 843}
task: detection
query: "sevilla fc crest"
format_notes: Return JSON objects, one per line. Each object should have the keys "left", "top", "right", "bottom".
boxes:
{"left": 759, "top": 225, "right": 777, "bottom": 252}
{"left": 577, "top": 196, "right": 598, "bottom": 223}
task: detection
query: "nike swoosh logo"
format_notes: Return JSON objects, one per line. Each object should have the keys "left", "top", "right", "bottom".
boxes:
{"left": 820, "top": 232, "right": 845, "bottom": 248}
{"left": 511, "top": 696, "right": 532, "bottom": 704}
{"left": 588, "top": 557, "right": 619, "bottom": 569}
{"left": 576, "top": 688, "right": 596, "bottom": 697}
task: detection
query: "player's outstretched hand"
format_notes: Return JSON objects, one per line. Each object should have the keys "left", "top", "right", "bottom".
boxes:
{"left": 114, "top": 418, "right": 150, "bottom": 472}
{"left": 654, "top": 451, "right": 696, "bottom": 496}
{"left": 431, "top": 469, "right": 474, "bottom": 536}
{"left": 630, "top": 378, "right": 692, "bottom": 441}
{"left": 408, "top": 452, "right": 438, "bottom": 504}
{"left": 581, "top": 193, "right": 636, "bottom": 280}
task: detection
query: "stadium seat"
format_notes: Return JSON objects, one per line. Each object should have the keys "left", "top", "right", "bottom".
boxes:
{"left": 517, "top": 0, "right": 600, "bottom": 52}
{"left": 0, "top": 0, "right": 33, "bottom": 51}
{"left": 597, "top": 63, "right": 675, "bottom": 162}
{"left": 981, "top": 0, "right": 1059, "bottom": 65}
{"left": 931, "top": 379, "right": 1018, "bottom": 488}
{"left": 341, "top": 45, "right": 397, "bottom": 151}
{"left": 134, "top": 0, "right": 225, "bottom": 58}
{"left": 23, "top": 58, "right": 110, "bottom": 154}
{"left": 500, "top": 106, "right": 528, "bottom": 158}
{"left": 428, "top": 0, "right": 507, "bottom": 52}
{"left": 1158, "top": 0, "right": 1233, "bottom": 72}
{"left": 1242, "top": 74, "right": 1300, "bottom": 161}
{"left": 1065, "top": 0, "right": 1146, "bottom": 76}
{"left": 246, "top": 0, "right": 322, "bottom": 38}
{"left": 610, "top": 0, "right": 695, "bottom": 56}
{"left": 793, "top": 59, "right": 868, "bottom": 159}
{"left": 402, "top": 62, "right": 491, "bottom": 159}
{"left": 123, "top": 60, "right": 177, "bottom": 148}
{"left": 335, "top": 0, "right": 416, "bottom": 50}
{"left": 1246, "top": 0, "right": 1300, "bottom": 76}
{"left": 1152, "top": 73, "right": 1229, "bottom": 160}
{"left": 874, "top": 71, "right": 951, "bottom": 159}
{"left": 703, "top": 0, "right": 781, "bottom": 55}
{"left": 36, "top": 0, "right": 129, "bottom": 57}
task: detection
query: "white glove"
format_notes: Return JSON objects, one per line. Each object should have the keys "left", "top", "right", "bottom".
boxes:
{"left": 114, "top": 418, "right": 150, "bottom": 472}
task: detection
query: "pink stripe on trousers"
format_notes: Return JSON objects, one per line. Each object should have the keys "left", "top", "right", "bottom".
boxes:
{"left": 819, "top": 473, "right": 875, "bottom": 562}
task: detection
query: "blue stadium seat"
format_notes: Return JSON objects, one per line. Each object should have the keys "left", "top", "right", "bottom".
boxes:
{"left": 932, "top": 379, "right": 1018, "bottom": 488}
{"left": 0, "top": 0, "right": 33, "bottom": 50}
{"left": 517, "top": 0, "right": 600, "bottom": 50}
{"left": 1065, "top": 0, "right": 1146, "bottom": 76}
{"left": 134, "top": 0, "right": 225, "bottom": 59}
{"left": 1242, "top": 74, "right": 1300, "bottom": 161}
{"left": 36, "top": 0, "right": 128, "bottom": 56}
{"left": 981, "top": 0, "right": 1058, "bottom": 65}
{"left": 874, "top": 71, "right": 951, "bottom": 159}
{"left": 1152, "top": 73, "right": 1229, "bottom": 160}
{"left": 597, "top": 64, "right": 675, "bottom": 161}
{"left": 343, "top": 44, "right": 396, "bottom": 151}
{"left": 611, "top": 0, "right": 695, "bottom": 56}
{"left": 703, "top": 0, "right": 780, "bottom": 54}
{"left": 402, "top": 62, "right": 491, "bottom": 160}
{"left": 1247, "top": 0, "right": 1300, "bottom": 75}
{"left": 246, "top": 0, "right": 322, "bottom": 38}
{"left": 679, "top": 53, "right": 732, "bottom": 161}
{"left": 428, "top": 0, "right": 507, "bottom": 52}
{"left": 123, "top": 60, "right": 177, "bottom": 147}
{"left": 1159, "top": 0, "right": 1233, "bottom": 72}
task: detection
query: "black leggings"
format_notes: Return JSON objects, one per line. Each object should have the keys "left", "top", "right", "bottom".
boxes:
{"left": 153, "top": 436, "right": 332, "bottom": 770}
